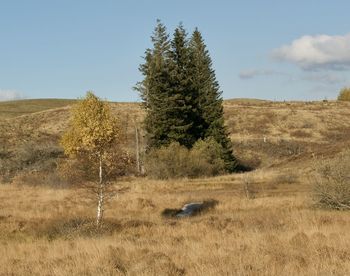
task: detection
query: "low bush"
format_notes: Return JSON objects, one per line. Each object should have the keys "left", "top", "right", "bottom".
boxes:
{"left": 190, "top": 138, "right": 226, "bottom": 176}
{"left": 57, "top": 146, "right": 135, "bottom": 186}
{"left": 337, "top": 87, "right": 350, "bottom": 101}
{"left": 290, "top": 130, "right": 312, "bottom": 139}
{"left": 12, "top": 171, "right": 69, "bottom": 188}
{"left": 145, "top": 138, "right": 226, "bottom": 179}
{"left": 145, "top": 142, "right": 189, "bottom": 179}
{"left": 32, "top": 217, "right": 121, "bottom": 240}
{"left": 273, "top": 170, "right": 299, "bottom": 185}
{"left": 313, "top": 150, "right": 350, "bottom": 210}
{"left": 0, "top": 142, "right": 64, "bottom": 183}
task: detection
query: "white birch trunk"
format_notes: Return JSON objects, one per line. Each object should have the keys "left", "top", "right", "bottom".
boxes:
{"left": 96, "top": 154, "right": 104, "bottom": 227}
{"left": 135, "top": 126, "right": 141, "bottom": 174}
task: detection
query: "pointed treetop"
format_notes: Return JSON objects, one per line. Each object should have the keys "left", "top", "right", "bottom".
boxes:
{"left": 151, "top": 19, "right": 170, "bottom": 52}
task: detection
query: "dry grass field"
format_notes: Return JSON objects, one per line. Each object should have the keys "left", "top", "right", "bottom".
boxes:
{"left": 1, "top": 173, "right": 350, "bottom": 275}
{"left": 1, "top": 98, "right": 350, "bottom": 275}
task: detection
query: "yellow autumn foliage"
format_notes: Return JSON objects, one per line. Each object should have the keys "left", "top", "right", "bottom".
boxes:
{"left": 337, "top": 87, "right": 350, "bottom": 101}
{"left": 61, "top": 91, "right": 120, "bottom": 157}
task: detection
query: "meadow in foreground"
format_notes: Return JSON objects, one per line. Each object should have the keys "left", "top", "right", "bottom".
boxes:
{"left": 1, "top": 169, "right": 349, "bottom": 275}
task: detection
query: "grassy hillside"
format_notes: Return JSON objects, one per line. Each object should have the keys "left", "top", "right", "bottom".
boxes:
{"left": 1, "top": 98, "right": 350, "bottom": 178}
{"left": 225, "top": 100, "right": 350, "bottom": 167}
{"left": 1, "top": 98, "right": 350, "bottom": 275}
{"left": 0, "top": 99, "right": 77, "bottom": 119}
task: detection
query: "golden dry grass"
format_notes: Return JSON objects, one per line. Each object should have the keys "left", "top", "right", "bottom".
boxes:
{"left": 1, "top": 98, "right": 350, "bottom": 275}
{"left": 1, "top": 170, "right": 350, "bottom": 275}
{"left": 2, "top": 99, "right": 350, "bottom": 169}
{"left": 0, "top": 99, "right": 77, "bottom": 119}
{"left": 224, "top": 99, "right": 350, "bottom": 167}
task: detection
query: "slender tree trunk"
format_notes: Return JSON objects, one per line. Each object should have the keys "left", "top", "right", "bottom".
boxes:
{"left": 135, "top": 126, "right": 141, "bottom": 174}
{"left": 96, "top": 154, "right": 104, "bottom": 227}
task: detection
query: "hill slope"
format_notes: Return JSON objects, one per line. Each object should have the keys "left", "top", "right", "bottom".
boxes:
{"left": 1, "top": 98, "right": 350, "bottom": 181}
{"left": 0, "top": 99, "right": 77, "bottom": 119}
{"left": 1, "top": 98, "right": 350, "bottom": 275}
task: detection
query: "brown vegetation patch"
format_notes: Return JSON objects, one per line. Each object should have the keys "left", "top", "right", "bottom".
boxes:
{"left": 289, "top": 232, "right": 310, "bottom": 248}
{"left": 135, "top": 198, "right": 156, "bottom": 210}
{"left": 32, "top": 218, "right": 122, "bottom": 240}
{"left": 122, "top": 219, "right": 155, "bottom": 229}
{"left": 321, "top": 127, "right": 350, "bottom": 142}
{"left": 107, "top": 246, "right": 185, "bottom": 275}
{"left": 290, "top": 130, "right": 313, "bottom": 138}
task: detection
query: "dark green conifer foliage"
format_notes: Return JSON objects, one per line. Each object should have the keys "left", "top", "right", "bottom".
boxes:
{"left": 137, "top": 22, "right": 237, "bottom": 172}
{"left": 189, "top": 29, "right": 236, "bottom": 171}
{"left": 136, "top": 20, "right": 172, "bottom": 148}
{"left": 166, "top": 24, "right": 201, "bottom": 148}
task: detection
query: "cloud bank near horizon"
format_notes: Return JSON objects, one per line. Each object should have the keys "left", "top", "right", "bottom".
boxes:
{"left": 272, "top": 33, "right": 350, "bottom": 70}
{"left": 0, "top": 90, "right": 26, "bottom": 101}
{"left": 238, "top": 69, "right": 286, "bottom": 79}
{"left": 239, "top": 68, "right": 349, "bottom": 87}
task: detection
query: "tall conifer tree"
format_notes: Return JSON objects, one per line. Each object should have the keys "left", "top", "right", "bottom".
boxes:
{"left": 189, "top": 28, "right": 236, "bottom": 171}
{"left": 166, "top": 24, "right": 200, "bottom": 147}
{"left": 137, "top": 22, "right": 237, "bottom": 172}
{"left": 136, "top": 20, "right": 172, "bottom": 148}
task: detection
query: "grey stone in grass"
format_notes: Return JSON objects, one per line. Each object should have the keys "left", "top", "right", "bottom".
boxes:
{"left": 162, "top": 200, "right": 218, "bottom": 218}
{"left": 176, "top": 202, "right": 204, "bottom": 217}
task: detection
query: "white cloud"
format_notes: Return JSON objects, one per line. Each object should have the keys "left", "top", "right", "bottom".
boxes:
{"left": 239, "top": 69, "right": 285, "bottom": 79}
{"left": 272, "top": 33, "right": 350, "bottom": 70}
{"left": 0, "top": 90, "right": 26, "bottom": 101}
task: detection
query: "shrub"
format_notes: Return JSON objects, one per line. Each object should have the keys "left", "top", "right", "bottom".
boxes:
{"left": 313, "top": 150, "right": 350, "bottom": 210}
{"left": 0, "top": 142, "right": 64, "bottom": 183}
{"left": 13, "top": 142, "right": 63, "bottom": 168}
{"left": 12, "top": 171, "right": 69, "bottom": 188}
{"left": 290, "top": 130, "right": 312, "bottom": 139}
{"left": 32, "top": 217, "right": 121, "bottom": 240}
{"left": 190, "top": 138, "right": 226, "bottom": 176}
{"left": 145, "top": 142, "right": 191, "bottom": 179}
{"left": 273, "top": 170, "right": 298, "bottom": 185}
{"left": 57, "top": 147, "right": 134, "bottom": 187}
{"left": 145, "top": 138, "right": 226, "bottom": 179}
{"left": 337, "top": 87, "right": 350, "bottom": 101}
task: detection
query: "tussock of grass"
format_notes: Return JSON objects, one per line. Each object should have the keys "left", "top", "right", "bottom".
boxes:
{"left": 33, "top": 218, "right": 122, "bottom": 240}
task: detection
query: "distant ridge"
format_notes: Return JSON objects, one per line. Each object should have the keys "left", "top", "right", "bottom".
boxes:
{"left": 0, "top": 97, "right": 343, "bottom": 120}
{"left": 0, "top": 99, "right": 77, "bottom": 119}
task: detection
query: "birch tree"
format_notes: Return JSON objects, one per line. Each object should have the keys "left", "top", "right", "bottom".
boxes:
{"left": 61, "top": 91, "right": 122, "bottom": 226}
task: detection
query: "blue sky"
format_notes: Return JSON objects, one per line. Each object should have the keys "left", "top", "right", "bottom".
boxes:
{"left": 1, "top": 0, "right": 350, "bottom": 101}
